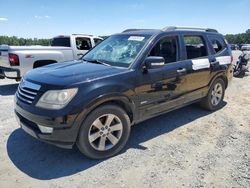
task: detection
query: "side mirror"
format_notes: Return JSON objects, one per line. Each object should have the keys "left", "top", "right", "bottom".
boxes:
{"left": 143, "top": 56, "right": 165, "bottom": 71}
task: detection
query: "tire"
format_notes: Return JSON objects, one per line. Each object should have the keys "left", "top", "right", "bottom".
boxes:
{"left": 234, "top": 69, "right": 246, "bottom": 78}
{"left": 200, "top": 78, "right": 225, "bottom": 111}
{"left": 77, "top": 104, "right": 131, "bottom": 159}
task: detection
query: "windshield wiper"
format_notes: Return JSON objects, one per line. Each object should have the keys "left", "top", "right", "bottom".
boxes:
{"left": 82, "top": 58, "right": 111, "bottom": 66}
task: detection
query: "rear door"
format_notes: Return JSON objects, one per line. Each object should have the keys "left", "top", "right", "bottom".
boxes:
{"left": 180, "top": 34, "right": 211, "bottom": 93}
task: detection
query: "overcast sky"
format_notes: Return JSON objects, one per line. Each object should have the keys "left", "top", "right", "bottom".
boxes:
{"left": 0, "top": 0, "right": 249, "bottom": 38}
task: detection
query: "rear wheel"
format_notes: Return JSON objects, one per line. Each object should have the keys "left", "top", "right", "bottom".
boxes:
{"left": 200, "top": 78, "right": 225, "bottom": 111}
{"left": 77, "top": 104, "right": 131, "bottom": 159}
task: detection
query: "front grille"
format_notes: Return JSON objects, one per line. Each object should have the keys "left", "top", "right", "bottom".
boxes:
{"left": 16, "top": 80, "right": 41, "bottom": 104}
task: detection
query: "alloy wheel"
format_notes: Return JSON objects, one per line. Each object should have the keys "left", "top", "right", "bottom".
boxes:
{"left": 211, "top": 83, "right": 223, "bottom": 106}
{"left": 88, "top": 114, "right": 123, "bottom": 151}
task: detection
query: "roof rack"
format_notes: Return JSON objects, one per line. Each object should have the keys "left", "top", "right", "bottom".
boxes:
{"left": 122, "top": 29, "right": 152, "bottom": 33}
{"left": 162, "top": 26, "right": 218, "bottom": 33}
{"left": 72, "top": 34, "right": 93, "bottom": 36}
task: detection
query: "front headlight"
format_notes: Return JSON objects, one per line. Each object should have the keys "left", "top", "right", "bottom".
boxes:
{"left": 36, "top": 88, "right": 78, "bottom": 110}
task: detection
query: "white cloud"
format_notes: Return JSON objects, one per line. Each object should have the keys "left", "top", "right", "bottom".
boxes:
{"left": 34, "top": 15, "right": 51, "bottom": 19}
{"left": 0, "top": 17, "right": 8, "bottom": 21}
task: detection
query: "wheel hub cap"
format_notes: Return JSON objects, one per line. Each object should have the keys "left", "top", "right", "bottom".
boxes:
{"left": 88, "top": 114, "right": 123, "bottom": 151}
{"left": 211, "top": 83, "right": 223, "bottom": 106}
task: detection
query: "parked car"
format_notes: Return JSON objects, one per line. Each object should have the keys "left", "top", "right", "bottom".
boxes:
{"left": 14, "top": 26, "right": 233, "bottom": 159}
{"left": 241, "top": 44, "right": 250, "bottom": 51}
{"left": 0, "top": 34, "right": 103, "bottom": 80}
{"left": 230, "top": 44, "right": 239, "bottom": 50}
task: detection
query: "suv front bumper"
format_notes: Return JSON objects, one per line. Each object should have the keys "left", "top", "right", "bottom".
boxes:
{"left": 14, "top": 102, "right": 82, "bottom": 149}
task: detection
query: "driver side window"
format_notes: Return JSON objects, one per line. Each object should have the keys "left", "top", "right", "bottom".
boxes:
{"left": 76, "top": 37, "right": 92, "bottom": 50}
{"left": 149, "top": 36, "right": 178, "bottom": 64}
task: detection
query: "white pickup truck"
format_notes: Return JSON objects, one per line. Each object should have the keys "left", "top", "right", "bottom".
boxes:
{"left": 0, "top": 34, "right": 103, "bottom": 80}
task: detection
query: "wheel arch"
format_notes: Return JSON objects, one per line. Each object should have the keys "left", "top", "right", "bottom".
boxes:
{"left": 33, "top": 60, "right": 58, "bottom": 68}
{"left": 209, "top": 72, "right": 228, "bottom": 89}
{"left": 80, "top": 94, "right": 136, "bottom": 125}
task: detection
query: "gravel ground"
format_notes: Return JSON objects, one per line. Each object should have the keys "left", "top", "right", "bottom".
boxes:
{"left": 0, "top": 51, "right": 249, "bottom": 188}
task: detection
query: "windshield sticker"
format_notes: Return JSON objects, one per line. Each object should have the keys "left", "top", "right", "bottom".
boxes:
{"left": 128, "top": 36, "right": 145, "bottom": 41}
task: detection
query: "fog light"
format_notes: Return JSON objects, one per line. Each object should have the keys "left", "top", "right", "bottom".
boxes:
{"left": 38, "top": 124, "right": 53, "bottom": 134}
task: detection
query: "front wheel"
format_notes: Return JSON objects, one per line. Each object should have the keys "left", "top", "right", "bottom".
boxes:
{"left": 77, "top": 104, "right": 131, "bottom": 159}
{"left": 200, "top": 78, "right": 225, "bottom": 111}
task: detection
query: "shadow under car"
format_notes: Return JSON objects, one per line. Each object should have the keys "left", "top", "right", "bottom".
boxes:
{"left": 7, "top": 102, "right": 226, "bottom": 180}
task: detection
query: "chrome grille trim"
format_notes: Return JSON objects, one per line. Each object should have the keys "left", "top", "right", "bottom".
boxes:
{"left": 16, "top": 92, "right": 32, "bottom": 104}
{"left": 16, "top": 79, "right": 41, "bottom": 104}
{"left": 18, "top": 87, "right": 35, "bottom": 100}
{"left": 19, "top": 87, "right": 37, "bottom": 95}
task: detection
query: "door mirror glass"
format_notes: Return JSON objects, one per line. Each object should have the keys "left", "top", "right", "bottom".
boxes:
{"left": 144, "top": 56, "right": 165, "bottom": 69}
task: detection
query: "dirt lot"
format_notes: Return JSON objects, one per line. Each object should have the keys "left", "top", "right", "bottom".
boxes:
{"left": 0, "top": 51, "right": 249, "bottom": 188}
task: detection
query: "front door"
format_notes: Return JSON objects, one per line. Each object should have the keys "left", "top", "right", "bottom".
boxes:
{"left": 75, "top": 37, "right": 92, "bottom": 59}
{"left": 135, "top": 35, "right": 189, "bottom": 119}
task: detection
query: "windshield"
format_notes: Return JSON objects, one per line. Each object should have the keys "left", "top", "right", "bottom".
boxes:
{"left": 51, "top": 37, "right": 71, "bottom": 47}
{"left": 83, "top": 34, "right": 151, "bottom": 68}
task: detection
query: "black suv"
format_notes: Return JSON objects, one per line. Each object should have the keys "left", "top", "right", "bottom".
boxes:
{"left": 15, "top": 26, "right": 233, "bottom": 159}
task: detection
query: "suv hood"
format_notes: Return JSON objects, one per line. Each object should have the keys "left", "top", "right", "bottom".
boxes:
{"left": 24, "top": 60, "right": 129, "bottom": 87}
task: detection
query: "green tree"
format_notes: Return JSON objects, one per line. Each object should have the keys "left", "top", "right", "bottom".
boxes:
{"left": 0, "top": 36, "right": 51, "bottom": 46}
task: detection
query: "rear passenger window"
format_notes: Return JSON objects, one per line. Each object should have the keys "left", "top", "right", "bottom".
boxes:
{"left": 208, "top": 35, "right": 226, "bottom": 54}
{"left": 94, "top": 38, "right": 103, "bottom": 45}
{"left": 149, "top": 36, "right": 178, "bottom": 64}
{"left": 184, "top": 36, "right": 207, "bottom": 59}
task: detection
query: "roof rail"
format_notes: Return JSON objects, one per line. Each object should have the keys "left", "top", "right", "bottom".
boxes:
{"left": 122, "top": 29, "right": 154, "bottom": 33}
{"left": 162, "top": 26, "right": 218, "bottom": 33}
{"left": 122, "top": 29, "right": 143, "bottom": 33}
{"left": 72, "top": 34, "right": 93, "bottom": 36}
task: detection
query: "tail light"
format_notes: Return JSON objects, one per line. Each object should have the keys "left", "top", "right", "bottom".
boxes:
{"left": 9, "top": 53, "right": 20, "bottom": 66}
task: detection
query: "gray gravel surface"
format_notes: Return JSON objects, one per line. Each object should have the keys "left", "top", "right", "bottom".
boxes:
{"left": 0, "top": 51, "right": 249, "bottom": 188}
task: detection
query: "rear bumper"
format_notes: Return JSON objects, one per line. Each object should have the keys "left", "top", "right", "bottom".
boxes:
{"left": 14, "top": 101, "right": 82, "bottom": 149}
{"left": 0, "top": 66, "right": 20, "bottom": 79}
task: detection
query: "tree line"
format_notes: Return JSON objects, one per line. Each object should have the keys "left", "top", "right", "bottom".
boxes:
{"left": 0, "top": 29, "right": 249, "bottom": 46}
{"left": 0, "top": 36, "right": 51, "bottom": 46}
{"left": 225, "top": 29, "right": 250, "bottom": 44}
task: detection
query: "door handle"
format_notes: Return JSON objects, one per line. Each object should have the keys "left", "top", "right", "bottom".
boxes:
{"left": 77, "top": 53, "right": 84, "bottom": 60}
{"left": 177, "top": 68, "right": 187, "bottom": 75}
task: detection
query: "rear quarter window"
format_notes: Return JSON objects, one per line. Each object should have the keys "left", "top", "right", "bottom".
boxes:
{"left": 51, "top": 37, "right": 71, "bottom": 47}
{"left": 208, "top": 35, "right": 227, "bottom": 54}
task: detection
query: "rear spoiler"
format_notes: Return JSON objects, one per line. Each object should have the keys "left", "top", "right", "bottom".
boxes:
{"left": 0, "top": 45, "right": 9, "bottom": 51}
